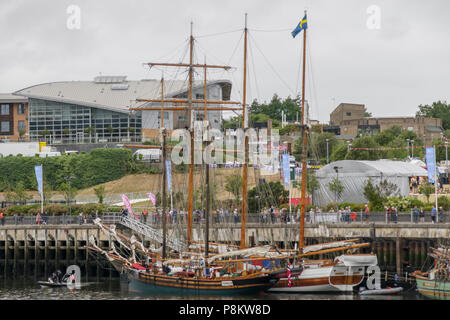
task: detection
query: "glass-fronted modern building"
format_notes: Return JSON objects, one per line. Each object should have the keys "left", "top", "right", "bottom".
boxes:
{"left": 14, "top": 76, "right": 233, "bottom": 144}
{"left": 28, "top": 98, "right": 141, "bottom": 143}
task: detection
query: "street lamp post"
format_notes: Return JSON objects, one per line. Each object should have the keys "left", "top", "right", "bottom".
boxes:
{"left": 411, "top": 140, "right": 414, "bottom": 158}
{"left": 326, "top": 138, "right": 329, "bottom": 164}
{"left": 406, "top": 139, "right": 410, "bottom": 158}
{"left": 66, "top": 175, "right": 75, "bottom": 216}
{"left": 445, "top": 141, "right": 448, "bottom": 180}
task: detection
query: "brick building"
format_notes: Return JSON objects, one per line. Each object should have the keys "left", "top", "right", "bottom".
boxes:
{"left": 0, "top": 94, "right": 29, "bottom": 142}
{"left": 326, "top": 103, "right": 443, "bottom": 144}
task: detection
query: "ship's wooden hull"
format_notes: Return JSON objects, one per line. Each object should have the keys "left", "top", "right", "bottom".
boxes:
{"left": 127, "top": 269, "right": 277, "bottom": 296}
{"left": 269, "top": 265, "right": 365, "bottom": 293}
{"left": 415, "top": 276, "right": 450, "bottom": 300}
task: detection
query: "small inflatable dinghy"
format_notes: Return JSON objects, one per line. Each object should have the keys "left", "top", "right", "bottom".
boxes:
{"left": 359, "top": 287, "right": 403, "bottom": 295}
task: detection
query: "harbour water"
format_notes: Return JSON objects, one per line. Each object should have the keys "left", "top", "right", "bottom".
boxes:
{"left": 0, "top": 278, "right": 424, "bottom": 300}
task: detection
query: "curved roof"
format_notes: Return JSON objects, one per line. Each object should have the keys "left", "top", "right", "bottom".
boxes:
{"left": 316, "top": 159, "right": 428, "bottom": 178}
{"left": 13, "top": 78, "right": 232, "bottom": 114}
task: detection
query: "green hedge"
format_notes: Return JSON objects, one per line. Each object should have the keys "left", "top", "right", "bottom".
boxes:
{"left": 4, "top": 203, "right": 121, "bottom": 216}
{"left": 0, "top": 148, "right": 134, "bottom": 192}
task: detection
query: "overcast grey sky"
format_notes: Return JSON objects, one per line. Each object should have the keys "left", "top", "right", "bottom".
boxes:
{"left": 1, "top": 0, "right": 449, "bottom": 122}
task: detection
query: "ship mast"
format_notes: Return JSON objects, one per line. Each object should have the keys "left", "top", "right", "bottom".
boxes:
{"left": 132, "top": 22, "right": 238, "bottom": 250}
{"left": 240, "top": 13, "right": 249, "bottom": 250}
{"left": 299, "top": 10, "right": 308, "bottom": 252}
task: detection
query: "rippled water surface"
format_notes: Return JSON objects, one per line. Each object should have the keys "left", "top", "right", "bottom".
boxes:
{"left": 0, "top": 278, "right": 424, "bottom": 300}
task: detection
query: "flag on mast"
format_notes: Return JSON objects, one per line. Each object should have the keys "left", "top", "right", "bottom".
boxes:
{"left": 291, "top": 14, "right": 308, "bottom": 38}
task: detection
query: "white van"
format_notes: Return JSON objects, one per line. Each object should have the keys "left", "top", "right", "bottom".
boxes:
{"left": 133, "top": 149, "right": 161, "bottom": 162}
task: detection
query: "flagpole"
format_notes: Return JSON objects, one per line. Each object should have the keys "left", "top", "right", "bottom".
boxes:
{"left": 299, "top": 10, "right": 308, "bottom": 253}
{"left": 41, "top": 165, "right": 44, "bottom": 215}
{"left": 434, "top": 146, "right": 438, "bottom": 222}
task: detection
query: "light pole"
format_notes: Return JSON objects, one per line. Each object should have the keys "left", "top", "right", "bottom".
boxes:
{"left": 411, "top": 139, "right": 414, "bottom": 158}
{"left": 406, "top": 139, "right": 410, "bottom": 158}
{"left": 66, "top": 175, "right": 75, "bottom": 216}
{"left": 326, "top": 138, "right": 329, "bottom": 164}
{"left": 446, "top": 141, "right": 448, "bottom": 180}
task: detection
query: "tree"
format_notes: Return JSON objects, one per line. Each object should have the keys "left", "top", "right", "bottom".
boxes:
{"left": 12, "top": 182, "right": 32, "bottom": 203}
{"left": 328, "top": 178, "right": 344, "bottom": 204}
{"left": 93, "top": 185, "right": 106, "bottom": 204}
{"left": 308, "top": 132, "right": 338, "bottom": 163}
{"left": 363, "top": 178, "right": 400, "bottom": 210}
{"left": 59, "top": 182, "right": 78, "bottom": 205}
{"left": 345, "top": 136, "right": 382, "bottom": 160}
{"left": 416, "top": 100, "right": 450, "bottom": 130}
{"left": 224, "top": 174, "right": 242, "bottom": 204}
{"left": 419, "top": 183, "right": 434, "bottom": 203}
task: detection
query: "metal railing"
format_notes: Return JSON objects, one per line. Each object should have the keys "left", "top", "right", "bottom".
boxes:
{"left": 0, "top": 210, "right": 448, "bottom": 227}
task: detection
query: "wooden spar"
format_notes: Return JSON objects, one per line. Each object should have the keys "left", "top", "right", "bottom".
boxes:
{"left": 147, "top": 62, "right": 231, "bottom": 70}
{"left": 123, "top": 144, "right": 242, "bottom": 154}
{"left": 205, "top": 154, "right": 210, "bottom": 258}
{"left": 187, "top": 22, "right": 194, "bottom": 245}
{"left": 204, "top": 59, "right": 208, "bottom": 120}
{"left": 240, "top": 13, "right": 248, "bottom": 250}
{"left": 161, "top": 128, "right": 167, "bottom": 259}
{"left": 299, "top": 10, "right": 308, "bottom": 252}
{"left": 132, "top": 106, "right": 243, "bottom": 111}
{"left": 212, "top": 243, "right": 371, "bottom": 264}
{"left": 161, "top": 77, "right": 165, "bottom": 128}
{"left": 204, "top": 60, "right": 210, "bottom": 259}
{"left": 134, "top": 99, "right": 240, "bottom": 105}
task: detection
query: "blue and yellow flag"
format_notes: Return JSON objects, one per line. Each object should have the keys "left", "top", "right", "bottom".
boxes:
{"left": 292, "top": 14, "right": 308, "bottom": 38}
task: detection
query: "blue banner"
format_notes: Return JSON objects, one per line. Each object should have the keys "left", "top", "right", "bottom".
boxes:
{"left": 425, "top": 147, "right": 436, "bottom": 183}
{"left": 282, "top": 154, "right": 290, "bottom": 187}
{"left": 34, "top": 165, "right": 43, "bottom": 195}
{"left": 165, "top": 160, "right": 172, "bottom": 191}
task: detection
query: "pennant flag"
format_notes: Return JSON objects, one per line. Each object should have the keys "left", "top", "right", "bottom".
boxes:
{"left": 165, "top": 160, "right": 172, "bottom": 191}
{"left": 291, "top": 14, "right": 308, "bottom": 38}
{"left": 120, "top": 194, "right": 135, "bottom": 218}
{"left": 282, "top": 154, "right": 290, "bottom": 187}
{"left": 425, "top": 147, "right": 436, "bottom": 183}
{"left": 34, "top": 165, "right": 43, "bottom": 195}
{"left": 147, "top": 192, "right": 156, "bottom": 206}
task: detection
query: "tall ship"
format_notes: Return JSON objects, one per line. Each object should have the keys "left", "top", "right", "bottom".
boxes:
{"left": 412, "top": 247, "right": 450, "bottom": 300}
{"left": 266, "top": 11, "right": 378, "bottom": 293}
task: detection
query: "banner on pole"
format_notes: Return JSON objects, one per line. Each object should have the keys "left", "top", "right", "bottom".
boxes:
{"left": 34, "top": 165, "right": 43, "bottom": 195}
{"left": 147, "top": 192, "right": 156, "bottom": 206}
{"left": 282, "top": 154, "right": 290, "bottom": 187}
{"left": 425, "top": 147, "right": 436, "bottom": 183}
{"left": 166, "top": 160, "right": 172, "bottom": 191}
{"left": 120, "top": 194, "right": 135, "bottom": 218}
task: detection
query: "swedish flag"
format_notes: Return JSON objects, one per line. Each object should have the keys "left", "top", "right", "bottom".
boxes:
{"left": 291, "top": 14, "right": 308, "bottom": 38}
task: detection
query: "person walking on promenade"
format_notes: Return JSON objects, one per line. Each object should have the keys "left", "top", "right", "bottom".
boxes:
{"left": 419, "top": 207, "right": 425, "bottom": 223}
{"left": 0, "top": 210, "right": 4, "bottom": 226}
{"left": 431, "top": 205, "right": 437, "bottom": 224}
{"left": 413, "top": 206, "right": 419, "bottom": 223}
{"left": 364, "top": 204, "right": 370, "bottom": 223}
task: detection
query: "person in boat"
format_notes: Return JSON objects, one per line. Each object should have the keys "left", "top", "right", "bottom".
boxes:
{"left": 56, "top": 270, "right": 63, "bottom": 283}
{"left": 48, "top": 272, "right": 58, "bottom": 283}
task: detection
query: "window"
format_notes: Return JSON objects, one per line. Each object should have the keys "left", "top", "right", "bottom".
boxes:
{"left": 178, "top": 116, "right": 186, "bottom": 121}
{"left": 1, "top": 121, "right": 10, "bottom": 132}
{"left": 18, "top": 120, "right": 25, "bottom": 131}
{"left": 1, "top": 104, "right": 9, "bottom": 115}
{"left": 346, "top": 112, "right": 351, "bottom": 116}
{"left": 18, "top": 104, "right": 26, "bottom": 114}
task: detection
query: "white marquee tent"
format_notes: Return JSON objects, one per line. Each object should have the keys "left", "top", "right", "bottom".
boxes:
{"left": 312, "top": 159, "right": 428, "bottom": 207}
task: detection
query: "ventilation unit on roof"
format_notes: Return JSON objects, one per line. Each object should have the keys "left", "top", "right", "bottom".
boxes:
{"left": 111, "top": 84, "right": 129, "bottom": 90}
{"left": 94, "top": 76, "right": 127, "bottom": 83}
